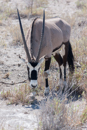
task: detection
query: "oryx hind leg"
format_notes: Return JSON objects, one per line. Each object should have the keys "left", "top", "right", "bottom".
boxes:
{"left": 44, "top": 58, "right": 51, "bottom": 96}
{"left": 53, "top": 53, "right": 64, "bottom": 90}
{"left": 63, "top": 41, "right": 74, "bottom": 92}
{"left": 62, "top": 41, "right": 70, "bottom": 92}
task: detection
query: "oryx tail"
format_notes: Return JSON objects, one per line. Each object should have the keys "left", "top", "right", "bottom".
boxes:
{"left": 67, "top": 41, "right": 74, "bottom": 72}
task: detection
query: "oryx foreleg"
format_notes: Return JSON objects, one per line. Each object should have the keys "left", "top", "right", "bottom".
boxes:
{"left": 44, "top": 58, "right": 51, "bottom": 96}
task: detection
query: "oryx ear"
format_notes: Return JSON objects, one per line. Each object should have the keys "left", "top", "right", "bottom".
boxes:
{"left": 19, "top": 57, "right": 27, "bottom": 64}
{"left": 35, "top": 57, "right": 44, "bottom": 70}
{"left": 39, "top": 57, "right": 44, "bottom": 65}
{"left": 21, "top": 58, "right": 27, "bottom": 63}
{"left": 27, "top": 62, "right": 33, "bottom": 70}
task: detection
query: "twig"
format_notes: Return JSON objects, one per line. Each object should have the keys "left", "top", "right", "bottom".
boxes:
{"left": 0, "top": 80, "right": 27, "bottom": 85}
{"left": 67, "top": 86, "right": 80, "bottom": 98}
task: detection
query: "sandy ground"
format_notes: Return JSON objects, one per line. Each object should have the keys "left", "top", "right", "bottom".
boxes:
{"left": 0, "top": 100, "right": 39, "bottom": 130}
{"left": 0, "top": 0, "right": 87, "bottom": 129}
{"left": 47, "top": 0, "right": 77, "bottom": 17}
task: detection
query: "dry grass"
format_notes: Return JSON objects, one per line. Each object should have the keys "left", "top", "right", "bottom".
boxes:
{"left": 81, "top": 105, "right": 87, "bottom": 123}
{"left": 0, "top": 4, "right": 15, "bottom": 20}
{"left": 72, "top": 36, "right": 87, "bottom": 95}
{"left": 9, "top": 24, "right": 28, "bottom": 45}
{"left": 76, "top": 0, "right": 87, "bottom": 17}
{"left": 3, "top": 73, "right": 9, "bottom": 79}
{"left": 76, "top": 0, "right": 87, "bottom": 9}
{"left": 27, "top": 0, "right": 48, "bottom": 18}
{"left": 1, "top": 84, "right": 31, "bottom": 105}
{"left": 35, "top": 0, "right": 48, "bottom": 8}
{"left": 0, "top": 20, "right": 3, "bottom": 26}
{"left": 38, "top": 98, "right": 67, "bottom": 130}
{"left": 2, "top": 0, "right": 48, "bottom": 19}
{"left": 0, "top": 4, "right": 28, "bottom": 20}
{"left": 38, "top": 95, "right": 86, "bottom": 130}
{"left": 9, "top": 25, "right": 23, "bottom": 45}
{"left": 62, "top": 13, "right": 76, "bottom": 28}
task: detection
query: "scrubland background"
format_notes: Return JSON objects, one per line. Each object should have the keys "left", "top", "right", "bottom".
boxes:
{"left": 0, "top": 0, "right": 87, "bottom": 130}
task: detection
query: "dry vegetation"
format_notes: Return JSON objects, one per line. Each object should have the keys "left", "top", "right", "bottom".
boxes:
{"left": 9, "top": 24, "right": 28, "bottom": 45}
{"left": 38, "top": 97, "right": 86, "bottom": 130}
{"left": 0, "top": 0, "right": 87, "bottom": 129}
{"left": 72, "top": 18, "right": 87, "bottom": 96}
{"left": 81, "top": 105, "right": 87, "bottom": 123}
{"left": 28, "top": 0, "right": 48, "bottom": 14}
{"left": 38, "top": 98, "right": 67, "bottom": 130}
{"left": 1, "top": 84, "right": 32, "bottom": 105}
{"left": 76, "top": 0, "right": 87, "bottom": 9}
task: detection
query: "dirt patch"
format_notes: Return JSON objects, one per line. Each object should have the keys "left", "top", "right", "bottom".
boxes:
{"left": 0, "top": 100, "right": 40, "bottom": 130}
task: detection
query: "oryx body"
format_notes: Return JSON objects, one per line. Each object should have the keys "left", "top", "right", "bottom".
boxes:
{"left": 17, "top": 9, "right": 74, "bottom": 95}
{"left": 26, "top": 18, "right": 70, "bottom": 60}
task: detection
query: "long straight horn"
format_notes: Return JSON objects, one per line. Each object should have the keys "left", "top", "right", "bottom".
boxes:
{"left": 17, "top": 9, "right": 31, "bottom": 62}
{"left": 36, "top": 10, "right": 45, "bottom": 62}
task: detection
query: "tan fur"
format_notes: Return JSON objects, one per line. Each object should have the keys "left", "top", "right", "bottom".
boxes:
{"left": 26, "top": 18, "right": 71, "bottom": 60}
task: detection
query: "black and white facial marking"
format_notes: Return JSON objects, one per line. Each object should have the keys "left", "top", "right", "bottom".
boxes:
{"left": 27, "top": 58, "right": 44, "bottom": 89}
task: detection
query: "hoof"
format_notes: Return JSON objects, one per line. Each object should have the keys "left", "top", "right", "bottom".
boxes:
{"left": 63, "top": 81, "right": 68, "bottom": 92}
{"left": 44, "top": 87, "right": 50, "bottom": 96}
{"left": 62, "top": 87, "right": 65, "bottom": 94}
{"left": 63, "top": 81, "right": 67, "bottom": 87}
{"left": 61, "top": 82, "right": 68, "bottom": 93}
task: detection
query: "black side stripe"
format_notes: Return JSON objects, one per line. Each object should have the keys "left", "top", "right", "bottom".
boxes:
{"left": 52, "top": 43, "right": 63, "bottom": 53}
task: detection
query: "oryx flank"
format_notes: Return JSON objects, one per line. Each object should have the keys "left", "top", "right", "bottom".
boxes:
{"left": 17, "top": 9, "right": 74, "bottom": 95}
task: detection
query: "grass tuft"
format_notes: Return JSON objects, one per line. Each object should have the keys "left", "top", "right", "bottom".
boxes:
{"left": 9, "top": 24, "right": 28, "bottom": 45}
{"left": 1, "top": 84, "right": 31, "bottom": 105}
{"left": 81, "top": 105, "right": 87, "bottom": 123}
{"left": 76, "top": 0, "right": 87, "bottom": 9}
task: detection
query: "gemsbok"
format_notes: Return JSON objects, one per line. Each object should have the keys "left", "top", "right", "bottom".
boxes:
{"left": 17, "top": 9, "right": 74, "bottom": 95}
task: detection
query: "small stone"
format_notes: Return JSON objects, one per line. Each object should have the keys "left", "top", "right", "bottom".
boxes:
{"left": 0, "top": 61, "right": 4, "bottom": 65}
{"left": 18, "top": 63, "right": 21, "bottom": 67}
{"left": 24, "top": 112, "right": 28, "bottom": 114}
{"left": 78, "top": 23, "right": 81, "bottom": 26}
{"left": 11, "top": 81, "right": 14, "bottom": 85}
{"left": 76, "top": 62, "right": 81, "bottom": 68}
{"left": 3, "top": 73, "right": 9, "bottom": 79}
{"left": 19, "top": 54, "right": 21, "bottom": 58}
{"left": 7, "top": 56, "right": 10, "bottom": 58}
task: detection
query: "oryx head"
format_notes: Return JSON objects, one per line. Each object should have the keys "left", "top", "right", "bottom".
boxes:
{"left": 17, "top": 9, "right": 45, "bottom": 89}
